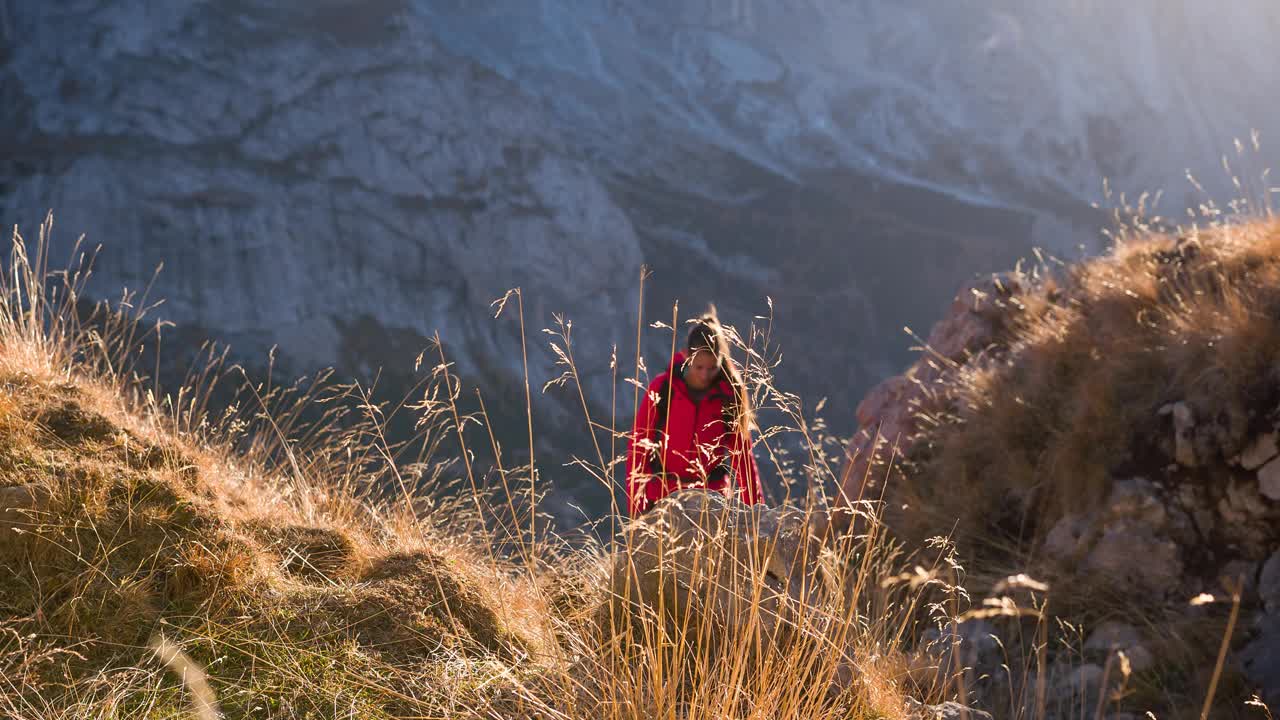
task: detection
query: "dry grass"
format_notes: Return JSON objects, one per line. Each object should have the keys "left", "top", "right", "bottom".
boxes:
{"left": 897, "top": 217, "right": 1280, "bottom": 553}
{"left": 0, "top": 212, "right": 1172, "bottom": 720}
{"left": 0, "top": 215, "right": 548, "bottom": 718}
{"left": 3, "top": 200, "right": 1270, "bottom": 720}
{"left": 867, "top": 206, "right": 1280, "bottom": 719}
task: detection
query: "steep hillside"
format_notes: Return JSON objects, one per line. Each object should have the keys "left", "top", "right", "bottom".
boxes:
{"left": 0, "top": 222, "right": 951, "bottom": 719}
{"left": 0, "top": 238, "right": 551, "bottom": 719}
{"left": 846, "top": 216, "right": 1280, "bottom": 712}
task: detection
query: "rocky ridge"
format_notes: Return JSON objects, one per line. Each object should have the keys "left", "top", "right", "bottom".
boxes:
{"left": 843, "top": 220, "right": 1280, "bottom": 711}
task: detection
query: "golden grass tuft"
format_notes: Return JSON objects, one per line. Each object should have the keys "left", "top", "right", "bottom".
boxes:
{"left": 0, "top": 216, "right": 543, "bottom": 718}
{"left": 897, "top": 218, "right": 1280, "bottom": 556}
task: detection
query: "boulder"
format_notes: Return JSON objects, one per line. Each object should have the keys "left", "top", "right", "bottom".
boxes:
{"left": 920, "top": 618, "right": 1006, "bottom": 704}
{"left": 1049, "top": 662, "right": 1106, "bottom": 707}
{"left": 1260, "top": 549, "right": 1280, "bottom": 614}
{"left": 1258, "top": 457, "right": 1280, "bottom": 501}
{"left": 925, "top": 272, "right": 1025, "bottom": 363}
{"left": 1237, "top": 433, "right": 1279, "bottom": 470}
{"left": 856, "top": 373, "right": 914, "bottom": 431}
{"left": 836, "top": 274, "right": 1029, "bottom": 527}
{"left": 1160, "top": 393, "right": 1251, "bottom": 470}
{"left": 841, "top": 372, "right": 919, "bottom": 507}
{"left": 1022, "top": 661, "right": 1133, "bottom": 720}
{"left": 1241, "top": 613, "right": 1280, "bottom": 709}
{"left": 1042, "top": 479, "right": 1184, "bottom": 597}
{"left": 1084, "top": 621, "right": 1154, "bottom": 674}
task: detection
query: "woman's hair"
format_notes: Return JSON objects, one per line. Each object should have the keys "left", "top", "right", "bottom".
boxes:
{"left": 685, "top": 306, "right": 755, "bottom": 432}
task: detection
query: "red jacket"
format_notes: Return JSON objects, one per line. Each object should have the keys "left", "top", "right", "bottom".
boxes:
{"left": 625, "top": 352, "right": 763, "bottom": 515}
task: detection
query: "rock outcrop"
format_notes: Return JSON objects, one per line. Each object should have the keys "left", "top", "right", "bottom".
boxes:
{"left": 839, "top": 224, "right": 1280, "bottom": 712}
{"left": 838, "top": 272, "right": 1027, "bottom": 512}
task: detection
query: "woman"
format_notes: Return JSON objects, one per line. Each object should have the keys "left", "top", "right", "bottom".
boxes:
{"left": 625, "top": 307, "right": 762, "bottom": 515}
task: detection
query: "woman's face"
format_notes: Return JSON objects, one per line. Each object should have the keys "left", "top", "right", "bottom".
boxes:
{"left": 683, "top": 349, "right": 719, "bottom": 391}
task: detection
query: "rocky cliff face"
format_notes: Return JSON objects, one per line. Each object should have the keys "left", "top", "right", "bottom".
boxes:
{"left": 4, "top": 1, "right": 1280, "bottom": 520}
{"left": 0, "top": 2, "right": 642, "bottom": 399}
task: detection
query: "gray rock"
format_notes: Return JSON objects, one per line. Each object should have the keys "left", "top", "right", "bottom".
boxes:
{"left": 1219, "top": 478, "right": 1270, "bottom": 526}
{"left": 1260, "top": 550, "right": 1280, "bottom": 614}
{"left": 1041, "top": 479, "right": 1184, "bottom": 597}
{"left": 1241, "top": 613, "right": 1280, "bottom": 708}
{"left": 1084, "top": 621, "right": 1154, "bottom": 673}
{"left": 1014, "top": 663, "right": 1117, "bottom": 719}
{"left": 1043, "top": 663, "right": 1119, "bottom": 717}
{"left": 1043, "top": 512, "right": 1090, "bottom": 560}
{"left": 1084, "top": 480, "right": 1183, "bottom": 596}
{"left": 1166, "top": 402, "right": 1198, "bottom": 467}
{"left": 1237, "top": 433, "right": 1280, "bottom": 470}
{"left": 922, "top": 618, "right": 1003, "bottom": 682}
{"left": 1083, "top": 525, "right": 1181, "bottom": 594}
{"left": 1259, "top": 457, "right": 1280, "bottom": 501}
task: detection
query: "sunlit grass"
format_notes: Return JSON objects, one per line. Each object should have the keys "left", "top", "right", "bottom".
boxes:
{"left": 0, "top": 207, "right": 1267, "bottom": 720}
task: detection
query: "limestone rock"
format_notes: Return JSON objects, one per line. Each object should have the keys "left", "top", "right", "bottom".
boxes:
{"left": 1260, "top": 549, "right": 1280, "bottom": 614}
{"left": 1259, "top": 457, "right": 1280, "bottom": 501}
{"left": 1083, "top": 525, "right": 1182, "bottom": 597}
{"left": 1042, "top": 479, "right": 1183, "bottom": 597}
{"left": 922, "top": 618, "right": 1002, "bottom": 682}
{"left": 1241, "top": 613, "right": 1280, "bottom": 709}
{"left": 1084, "top": 621, "right": 1154, "bottom": 673}
{"left": 1162, "top": 402, "right": 1198, "bottom": 467}
{"left": 1051, "top": 662, "right": 1106, "bottom": 704}
{"left": 836, "top": 273, "right": 1033, "bottom": 525}
{"left": 1237, "top": 433, "right": 1280, "bottom": 470}
{"left": 855, "top": 373, "right": 915, "bottom": 433}
{"left": 1031, "top": 662, "right": 1130, "bottom": 719}
{"left": 925, "top": 272, "right": 1025, "bottom": 363}
{"left": 1043, "top": 513, "right": 1090, "bottom": 560}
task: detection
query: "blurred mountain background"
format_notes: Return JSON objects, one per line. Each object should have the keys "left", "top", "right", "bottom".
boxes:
{"left": 4, "top": 0, "right": 1280, "bottom": 523}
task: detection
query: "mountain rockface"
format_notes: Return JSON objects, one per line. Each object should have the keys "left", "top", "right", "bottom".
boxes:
{"left": 5, "top": 1, "right": 1280, "bottom": 518}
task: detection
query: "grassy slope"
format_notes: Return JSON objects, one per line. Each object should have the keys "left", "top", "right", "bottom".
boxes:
{"left": 0, "top": 334, "right": 552, "bottom": 718}
{"left": 0, "top": 222, "right": 558, "bottom": 718}
{"left": 0, "top": 219, "right": 928, "bottom": 719}
{"left": 16, "top": 211, "right": 1276, "bottom": 719}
